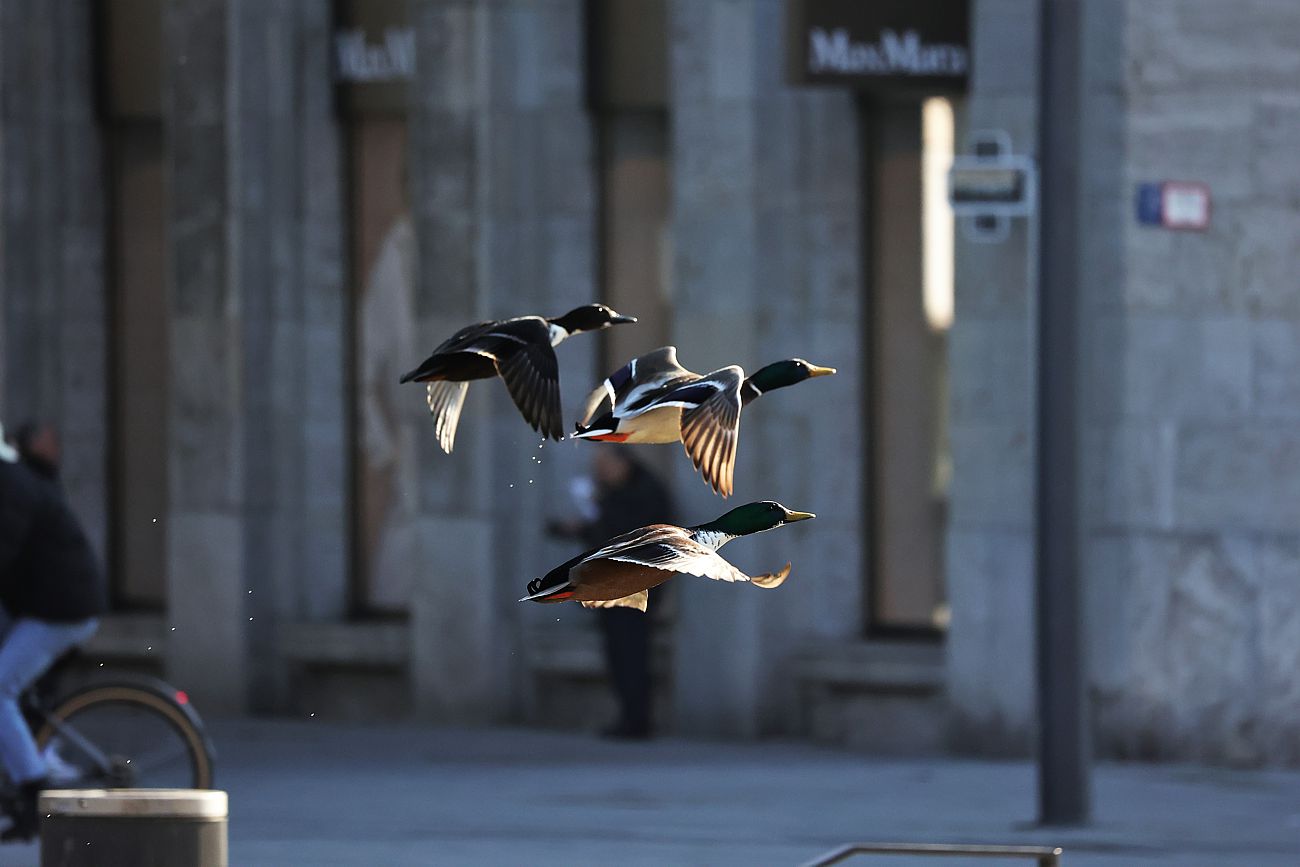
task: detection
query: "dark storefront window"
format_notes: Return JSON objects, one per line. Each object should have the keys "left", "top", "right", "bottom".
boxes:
{"left": 865, "top": 97, "right": 955, "bottom": 636}
{"left": 105, "top": 0, "right": 169, "bottom": 609}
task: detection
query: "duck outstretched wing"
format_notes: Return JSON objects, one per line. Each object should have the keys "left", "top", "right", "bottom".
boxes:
{"left": 426, "top": 381, "right": 469, "bottom": 453}
{"left": 577, "top": 346, "right": 696, "bottom": 427}
{"left": 579, "top": 524, "right": 792, "bottom": 588}
{"left": 671, "top": 366, "right": 744, "bottom": 497}
{"left": 401, "top": 316, "right": 551, "bottom": 382}
{"left": 584, "top": 525, "right": 747, "bottom": 584}
{"left": 495, "top": 318, "right": 563, "bottom": 440}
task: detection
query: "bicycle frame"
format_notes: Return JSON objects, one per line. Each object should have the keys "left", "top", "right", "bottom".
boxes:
{"left": 28, "top": 704, "right": 118, "bottom": 782}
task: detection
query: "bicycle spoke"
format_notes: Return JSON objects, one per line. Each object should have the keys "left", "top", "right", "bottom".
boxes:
{"left": 123, "top": 743, "right": 193, "bottom": 777}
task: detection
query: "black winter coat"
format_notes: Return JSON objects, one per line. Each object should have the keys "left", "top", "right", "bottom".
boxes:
{"left": 0, "top": 460, "right": 107, "bottom": 621}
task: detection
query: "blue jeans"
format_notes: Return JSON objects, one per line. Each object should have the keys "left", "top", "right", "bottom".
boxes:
{"left": 0, "top": 611, "right": 97, "bottom": 784}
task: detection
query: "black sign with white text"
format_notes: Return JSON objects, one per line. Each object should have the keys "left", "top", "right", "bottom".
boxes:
{"left": 787, "top": 0, "right": 969, "bottom": 91}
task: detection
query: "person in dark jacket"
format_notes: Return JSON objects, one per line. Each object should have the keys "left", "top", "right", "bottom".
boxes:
{"left": 548, "top": 447, "right": 674, "bottom": 739}
{"left": 0, "top": 422, "right": 105, "bottom": 840}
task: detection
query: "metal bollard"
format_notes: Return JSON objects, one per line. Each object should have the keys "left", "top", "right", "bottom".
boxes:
{"left": 39, "top": 789, "right": 227, "bottom": 867}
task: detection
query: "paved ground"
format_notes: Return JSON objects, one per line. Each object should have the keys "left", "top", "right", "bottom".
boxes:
{"left": 3, "top": 719, "right": 1299, "bottom": 865}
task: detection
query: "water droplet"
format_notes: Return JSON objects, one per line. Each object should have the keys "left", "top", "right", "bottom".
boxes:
{"left": 151, "top": 518, "right": 158, "bottom": 523}
{"left": 98, "top": 663, "right": 103, "bottom": 667}
{"left": 146, "top": 646, "right": 152, "bottom": 651}
{"left": 249, "top": 617, "right": 254, "bottom": 621}
{"left": 509, "top": 483, "right": 514, "bottom": 488}
{"left": 529, "top": 479, "right": 534, "bottom": 484}
{"left": 310, "top": 713, "right": 315, "bottom": 718}
{"left": 170, "top": 627, "right": 176, "bottom": 631}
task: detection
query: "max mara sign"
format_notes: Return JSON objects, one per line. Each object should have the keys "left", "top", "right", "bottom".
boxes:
{"left": 787, "top": 0, "right": 969, "bottom": 91}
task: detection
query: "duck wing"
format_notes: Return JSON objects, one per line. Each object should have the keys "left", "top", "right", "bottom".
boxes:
{"left": 399, "top": 319, "right": 498, "bottom": 383}
{"left": 426, "top": 381, "right": 469, "bottom": 453}
{"left": 670, "top": 366, "right": 744, "bottom": 497}
{"left": 582, "top": 525, "right": 752, "bottom": 584}
{"left": 493, "top": 318, "right": 563, "bottom": 441}
{"left": 577, "top": 346, "right": 697, "bottom": 427}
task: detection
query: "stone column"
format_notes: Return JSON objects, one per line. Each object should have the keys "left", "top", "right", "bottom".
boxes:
{"left": 409, "top": 0, "right": 598, "bottom": 723}
{"left": 0, "top": 0, "right": 109, "bottom": 553}
{"left": 407, "top": 1, "right": 503, "bottom": 723}
{"left": 163, "top": 0, "right": 349, "bottom": 714}
{"left": 668, "top": 0, "right": 864, "bottom": 736}
{"left": 163, "top": 0, "right": 248, "bottom": 713}
{"left": 944, "top": 0, "right": 1041, "bottom": 753}
{"left": 232, "top": 0, "right": 349, "bottom": 712}
{"left": 1086, "top": 0, "right": 1300, "bottom": 764}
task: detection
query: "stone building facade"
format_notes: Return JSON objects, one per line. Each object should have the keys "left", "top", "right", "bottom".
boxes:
{"left": 0, "top": 0, "right": 1296, "bottom": 765}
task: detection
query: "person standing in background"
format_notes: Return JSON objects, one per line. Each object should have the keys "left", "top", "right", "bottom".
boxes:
{"left": 548, "top": 448, "right": 674, "bottom": 739}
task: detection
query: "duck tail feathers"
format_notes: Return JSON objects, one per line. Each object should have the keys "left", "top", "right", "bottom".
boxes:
{"left": 571, "top": 413, "right": 618, "bottom": 440}
{"left": 750, "top": 562, "right": 792, "bottom": 589}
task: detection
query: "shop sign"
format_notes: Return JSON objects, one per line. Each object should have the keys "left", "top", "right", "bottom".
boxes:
{"left": 335, "top": 0, "right": 411, "bottom": 116}
{"left": 788, "top": 0, "right": 969, "bottom": 91}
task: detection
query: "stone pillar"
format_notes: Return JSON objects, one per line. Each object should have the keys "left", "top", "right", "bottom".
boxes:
{"left": 163, "top": 0, "right": 248, "bottom": 713}
{"left": 1086, "top": 0, "right": 1300, "bottom": 765}
{"left": 163, "top": 0, "right": 349, "bottom": 714}
{"left": 409, "top": 0, "right": 597, "bottom": 723}
{"left": 232, "top": 1, "right": 349, "bottom": 712}
{"left": 945, "top": 0, "right": 1041, "bottom": 754}
{"left": 0, "top": 0, "right": 109, "bottom": 553}
{"left": 668, "top": 0, "right": 864, "bottom": 736}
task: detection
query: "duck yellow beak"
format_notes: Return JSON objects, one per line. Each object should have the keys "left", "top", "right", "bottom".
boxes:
{"left": 807, "top": 365, "right": 836, "bottom": 378}
{"left": 784, "top": 510, "right": 816, "bottom": 522}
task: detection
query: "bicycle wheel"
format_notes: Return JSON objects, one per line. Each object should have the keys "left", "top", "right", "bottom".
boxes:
{"left": 34, "top": 680, "right": 214, "bottom": 790}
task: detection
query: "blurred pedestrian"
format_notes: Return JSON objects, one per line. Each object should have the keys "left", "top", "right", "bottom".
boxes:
{"left": 547, "top": 448, "right": 674, "bottom": 739}
{"left": 0, "top": 421, "right": 105, "bottom": 840}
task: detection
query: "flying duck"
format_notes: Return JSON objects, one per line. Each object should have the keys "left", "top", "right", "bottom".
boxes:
{"left": 519, "top": 501, "right": 815, "bottom": 612}
{"left": 571, "top": 347, "right": 835, "bottom": 496}
{"left": 399, "top": 304, "right": 636, "bottom": 452}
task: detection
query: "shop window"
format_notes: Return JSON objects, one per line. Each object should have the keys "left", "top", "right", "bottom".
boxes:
{"left": 866, "top": 97, "right": 955, "bottom": 636}
{"left": 104, "top": 0, "right": 167, "bottom": 609}
{"left": 349, "top": 117, "right": 414, "bottom": 615}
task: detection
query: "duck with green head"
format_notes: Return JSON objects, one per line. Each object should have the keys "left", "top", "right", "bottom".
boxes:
{"left": 520, "top": 501, "right": 815, "bottom": 612}
{"left": 571, "top": 347, "right": 836, "bottom": 496}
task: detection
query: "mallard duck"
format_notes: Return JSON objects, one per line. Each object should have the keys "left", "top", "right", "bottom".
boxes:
{"left": 519, "top": 501, "right": 815, "bottom": 612}
{"left": 399, "top": 304, "right": 636, "bottom": 452}
{"left": 571, "top": 347, "right": 835, "bottom": 496}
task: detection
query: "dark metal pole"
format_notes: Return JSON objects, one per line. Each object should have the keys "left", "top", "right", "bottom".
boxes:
{"left": 1035, "top": 0, "right": 1091, "bottom": 825}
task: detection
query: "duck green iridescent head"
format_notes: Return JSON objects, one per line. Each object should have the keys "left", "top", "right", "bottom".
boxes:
{"left": 700, "top": 501, "right": 816, "bottom": 536}
{"left": 746, "top": 359, "right": 836, "bottom": 394}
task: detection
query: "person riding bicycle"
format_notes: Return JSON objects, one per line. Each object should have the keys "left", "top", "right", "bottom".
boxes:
{"left": 0, "top": 422, "right": 105, "bottom": 841}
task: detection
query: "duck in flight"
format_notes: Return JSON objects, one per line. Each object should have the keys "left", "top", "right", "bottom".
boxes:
{"left": 519, "top": 501, "right": 815, "bottom": 612}
{"left": 399, "top": 304, "right": 636, "bottom": 453}
{"left": 571, "top": 347, "right": 835, "bottom": 496}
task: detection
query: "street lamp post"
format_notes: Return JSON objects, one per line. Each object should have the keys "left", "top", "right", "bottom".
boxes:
{"left": 1034, "top": 0, "right": 1091, "bottom": 826}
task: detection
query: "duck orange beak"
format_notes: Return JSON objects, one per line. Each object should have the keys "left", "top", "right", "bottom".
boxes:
{"left": 784, "top": 510, "right": 816, "bottom": 522}
{"left": 807, "top": 365, "right": 836, "bottom": 378}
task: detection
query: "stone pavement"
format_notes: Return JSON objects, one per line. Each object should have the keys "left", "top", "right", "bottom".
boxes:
{"left": 2, "top": 719, "right": 1298, "bottom": 866}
